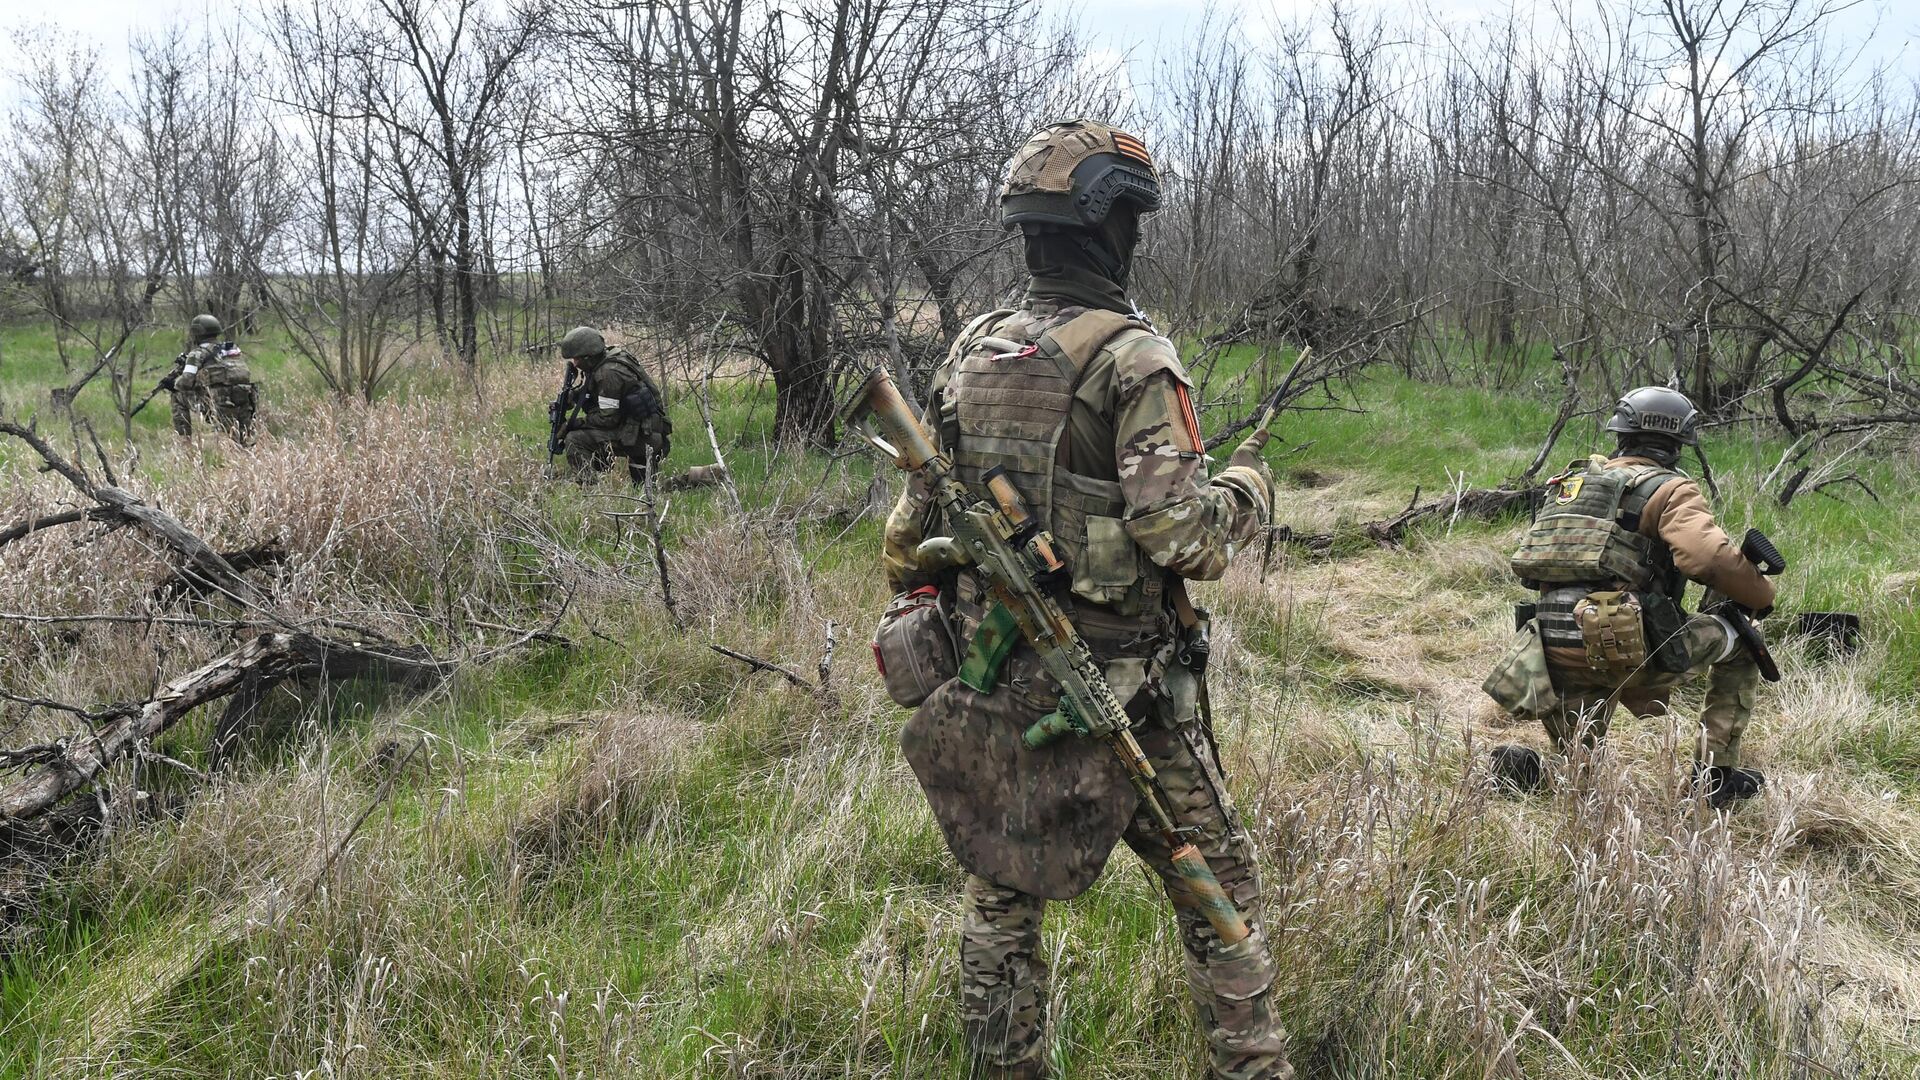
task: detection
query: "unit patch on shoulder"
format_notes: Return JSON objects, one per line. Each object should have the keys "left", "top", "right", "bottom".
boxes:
{"left": 1172, "top": 383, "right": 1203, "bottom": 453}
{"left": 1555, "top": 476, "right": 1585, "bottom": 504}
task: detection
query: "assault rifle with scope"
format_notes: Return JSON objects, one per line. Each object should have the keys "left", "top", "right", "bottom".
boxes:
{"left": 843, "top": 365, "right": 1252, "bottom": 946}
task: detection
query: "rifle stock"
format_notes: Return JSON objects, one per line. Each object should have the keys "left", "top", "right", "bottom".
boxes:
{"left": 846, "top": 366, "right": 1251, "bottom": 945}
{"left": 1704, "top": 528, "right": 1786, "bottom": 683}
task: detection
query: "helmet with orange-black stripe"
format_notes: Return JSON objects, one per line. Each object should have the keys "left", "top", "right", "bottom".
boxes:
{"left": 999, "top": 119, "right": 1161, "bottom": 230}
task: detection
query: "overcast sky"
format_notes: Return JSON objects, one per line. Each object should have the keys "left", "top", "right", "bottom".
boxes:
{"left": 6, "top": 0, "right": 1914, "bottom": 92}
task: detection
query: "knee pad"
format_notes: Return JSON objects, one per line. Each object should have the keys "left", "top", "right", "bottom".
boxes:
{"left": 1711, "top": 615, "right": 1740, "bottom": 664}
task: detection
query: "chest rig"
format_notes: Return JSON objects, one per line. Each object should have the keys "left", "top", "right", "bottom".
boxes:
{"left": 934, "top": 304, "right": 1165, "bottom": 652}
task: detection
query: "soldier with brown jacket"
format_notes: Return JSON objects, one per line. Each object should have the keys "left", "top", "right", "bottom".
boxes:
{"left": 880, "top": 120, "right": 1292, "bottom": 1080}
{"left": 1483, "top": 387, "right": 1777, "bottom": 806}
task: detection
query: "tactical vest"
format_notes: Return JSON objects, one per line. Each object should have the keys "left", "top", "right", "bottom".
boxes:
{"left": 200, "top": 342, "right": 251, "bottom": 389}
{"left": 1514, "top": 457, "right": 1681, "bottom": 647}
{"left": 935, "top": 306, "right": 1166, "bottom": 648}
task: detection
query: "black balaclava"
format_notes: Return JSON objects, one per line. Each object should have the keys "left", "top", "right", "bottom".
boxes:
{"left": 1617, "top": 433, "right": 1683, "bottom": 467}
{"left": 1022, "top": 203, "right": 1142, "bottom": 315}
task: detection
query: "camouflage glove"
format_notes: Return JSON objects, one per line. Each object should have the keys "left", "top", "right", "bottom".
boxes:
{"left": 174, "top": 371, "right": 199, "bottom": 393}
{"left": 1226, "top": 428, "right": 1273, "bottom": 478}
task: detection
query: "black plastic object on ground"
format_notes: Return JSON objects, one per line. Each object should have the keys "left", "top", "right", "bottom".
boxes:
{"left": 1794, "top": 611, "right": 1863, "bottom": 659}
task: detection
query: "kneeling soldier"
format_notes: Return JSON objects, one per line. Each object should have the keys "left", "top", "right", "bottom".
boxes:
{"left": 1483, "top": 387, "right": 1777, "bottom": 806}
{"left": 555, "top": 326, "right": 671, "bottom": 485}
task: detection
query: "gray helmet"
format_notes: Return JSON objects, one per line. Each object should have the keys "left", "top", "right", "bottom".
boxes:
{"left": 559, "top": 326, "right": 606, "bottom": 359}
{"left": 1605, "top": 386, "right": 1700, "bottom": 445}
{"left": 999, "top": 119, "right": 1161, "bottom": 231}
{"left": 188, "top": 313, "right": 222, "bottom": 342}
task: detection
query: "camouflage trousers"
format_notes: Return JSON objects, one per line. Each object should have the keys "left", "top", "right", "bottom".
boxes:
{"left": 562, "top": 428, "right": 654, "bottom": 485}
{"left": 170, "top": 385, "right": 255, "bottom": 442}
{"left": 1542, "top": 613, "right": 1760, "bottom": 768}
{"left": 959, "top": 713, "right": 1292, "bottom": 1080}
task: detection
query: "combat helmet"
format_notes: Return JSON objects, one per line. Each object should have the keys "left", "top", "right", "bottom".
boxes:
{"left": 559, "top": 326, "right": 607, "bottom": 359}
{"left": 999, "top": 120, "right": 1161, "bottom": 231}
{"left": 188, "top": 313, "right": 222, "bottom": 342}
{"left": 1605, "top": 386, "right": 1700, "bottom": 445}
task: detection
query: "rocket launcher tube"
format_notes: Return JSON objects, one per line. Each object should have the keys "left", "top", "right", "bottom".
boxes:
{"left": 848, "top": 366, "right": 1253, "bottom": 946}
{"left": 847, "top": 367, "right": 941, "bottom": 470}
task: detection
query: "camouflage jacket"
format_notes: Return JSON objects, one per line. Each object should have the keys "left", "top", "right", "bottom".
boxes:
{"left": 884, "top": 298, "right": 1271, "bottom": 596}
{"left": 573, "top": 349, "right": 659, "bottom": 436}
{"left": 1609, "top": 455, "right": 1776, "bottom": 611}
{"left": 169, "top": 341, "right": 223, "bottom": 389}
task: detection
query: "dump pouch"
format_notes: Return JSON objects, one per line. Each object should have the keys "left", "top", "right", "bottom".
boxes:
{"left": 872, "top": 587, "right": 959, "bottom": 708}
{"left": 1482, "top": 621, "right": 1559, "bottom": 716}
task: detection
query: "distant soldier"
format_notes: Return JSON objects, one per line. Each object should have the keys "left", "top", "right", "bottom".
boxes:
{"left": 1483, "top": 387, "right": 1778, "bottom": 806}
{"left": 553, "top": 326, "right": 671, "bottom": 485}
{"left": 163, "top": 313, "right": 257, "bottom": 442}
{"left": 879, "top": 120, "right": 1291, "bottom": 1080}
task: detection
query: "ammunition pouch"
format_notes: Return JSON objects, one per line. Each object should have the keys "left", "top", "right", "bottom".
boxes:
{"left": 1573, "top": 590, "right": 1647, "bottom": 676}
{"left": 872, "top": 587, "right": 959, "bottom": 708}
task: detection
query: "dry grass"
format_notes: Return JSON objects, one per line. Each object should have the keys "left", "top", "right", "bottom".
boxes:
{"left": 0, "top": 372, "right": 1916, "bottom": 1077}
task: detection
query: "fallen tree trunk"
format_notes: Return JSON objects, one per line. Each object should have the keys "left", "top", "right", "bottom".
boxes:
{"left": 0, "top": 632, "right": 446, "bottom": 823}
{"left": 1269, "top": 486, "right": 1538, "bottom": 555}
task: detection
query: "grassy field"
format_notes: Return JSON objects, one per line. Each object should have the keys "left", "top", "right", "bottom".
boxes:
{"left": 0, "top": 322, "right": 1917, "bottom": 1077}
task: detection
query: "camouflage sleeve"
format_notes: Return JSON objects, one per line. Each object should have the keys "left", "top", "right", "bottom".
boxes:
{"left": 1117, "top": 371, "right": 1271, "bottom": 580}
{"left": 172, "top": 343, "right": 216, "bottom": 388}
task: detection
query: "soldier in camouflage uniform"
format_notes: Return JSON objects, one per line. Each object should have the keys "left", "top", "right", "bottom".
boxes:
{"left": 555, "top": 326, "right": 672, "bottom": 485}
{"left": 881, "top": 120, "right": 1292, "bottom": 1080}
{"left": 1482, "top": 387, "right": 1777, "bottom": 807}
{"left": 164, "top": 313, "right": 257, "bottom": 442}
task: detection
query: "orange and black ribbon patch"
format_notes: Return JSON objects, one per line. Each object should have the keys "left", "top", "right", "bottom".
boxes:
{"left": 1113, "top": 131, "right": 1153, "bottom": 167}
{"left": 1172, "top": 383, "right": 1203, "bottom": 452}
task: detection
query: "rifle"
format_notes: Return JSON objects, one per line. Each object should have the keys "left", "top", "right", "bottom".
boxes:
{"left": 128, "top": 377, "right": 171, "bottom": 419}
{"left": 547, "top": 363, "right": 581, "bottom": 465}
{"left": 844, "top": 366, "right": 1252, "bottom": 946}
{"left": 1702, "top": 528, "right": 1786, "bottom": 682}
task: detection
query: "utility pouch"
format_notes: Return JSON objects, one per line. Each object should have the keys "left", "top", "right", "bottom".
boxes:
{"left": 1574, "top": 590, "right": 1647, "bottom": 676}
{"left": 1071, "top": 515, "right": 1139, "bottom": 606}
{"left": 871, "top": 587, "right": 958, "bottom": 707}
{"left": 1639, "top": 591, "right": 1691, "bottom": 674}
{"left": 958, "top": 602, "right": 1022, "bottom": 694}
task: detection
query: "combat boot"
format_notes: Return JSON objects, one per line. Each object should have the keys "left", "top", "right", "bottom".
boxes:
{"left": 1489, "top": 744, "right": 1543, "bottom": 794}
{"left": 1691, "top": 763, "right": 1766, "bottom": 809}
{"left": 965, "top": 1055, "right": 1049, "bottom": 1080}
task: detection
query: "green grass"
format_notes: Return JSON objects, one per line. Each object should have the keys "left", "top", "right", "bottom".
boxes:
{"left": 0, "top": 314, "right": 1917, "bottom": 1076}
